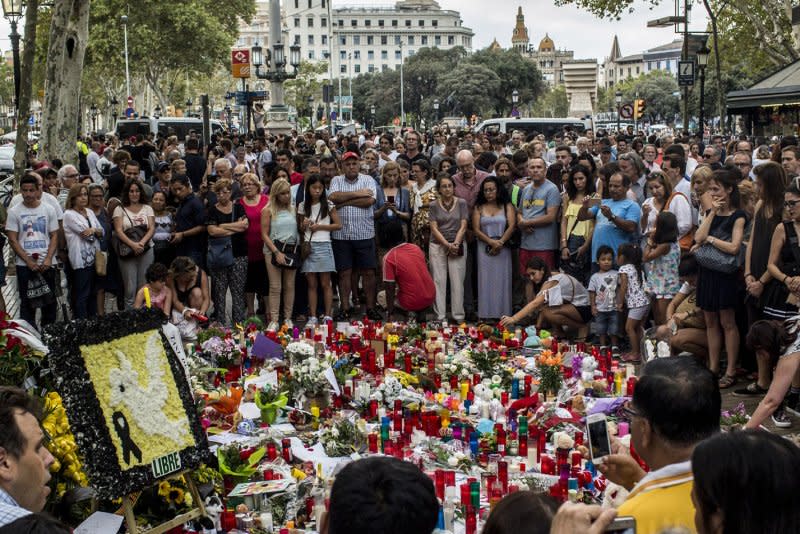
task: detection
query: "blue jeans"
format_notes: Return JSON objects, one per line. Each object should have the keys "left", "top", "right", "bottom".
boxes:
{"left": 16, "top": 265, "right": 57, "bottom": 328}
{"left": 71, "top": 266, "right": 97, "bottom": 319}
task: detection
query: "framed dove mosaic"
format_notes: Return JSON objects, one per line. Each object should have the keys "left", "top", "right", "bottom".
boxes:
{"left": 44, "top": 308, "right": 210, "bottom": 499}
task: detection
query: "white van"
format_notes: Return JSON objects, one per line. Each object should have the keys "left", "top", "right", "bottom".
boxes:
{"left": 114, "top": 117, "right": 225, "bottom": 140}
{"left": 475, "top": 117, "right": 593, "bottom": 139}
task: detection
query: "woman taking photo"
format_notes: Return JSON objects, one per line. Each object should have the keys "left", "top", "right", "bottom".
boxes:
{"left": 261, "top": 178, "right": 299, "bottom": 331}
{"left": 112, "top": 178, "right": 155, "bottom": 309}
{"left": 410, "top": 159, "right": 437, "bottom": 253}
{"left": 500, "top": 256, "right": 591, "bottom": 340}
{"left": 560, "top": 165, "right": 595, "bottom": 284}
{"left": 63, "top": 184, "right": 103, "bottom": 319}
{"left": 374, "top": 162, "right": 411, "bottom": 263}
{"left": 298, "top": 174, "right": 342, "bottom": 324}
{"left": 474, "top": 176, "right": 516, "bottom": 321}
{"left": 429, "top": 173, "right": 469, "bottom": 323}
{"left": 239, "top": 173, "right": 269, "bottom": 319}
{"left": 207, "top": 178, "right": 249, "bottom": 326}
{"left": 694, "top": 169, "right": 747, "bottom": 389}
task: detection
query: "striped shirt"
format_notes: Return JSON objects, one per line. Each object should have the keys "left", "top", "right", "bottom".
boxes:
{"left": 0, "top": 488, "right": 30, "bottom": 527}
{"left": 329, "top": 174, "right": 377, "bottom": 241}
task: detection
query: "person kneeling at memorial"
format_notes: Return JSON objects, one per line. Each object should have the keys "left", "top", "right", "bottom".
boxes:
{"left": 500, "top": 257, "right": 591, "bottom": 341}
{"left": 594, "top": 357, "right": 720, "bottom": 534}
{"left": 320, "top": 456, "right": 438, "bottom": 534}
{"left": 0, "top": 387, "right": 56, "bottom": 527}
{"left": 654, "top": 254, "right": 708, "bottom": 358}
{"left": 379, "top": 243, "right": 435, "bottom": 321}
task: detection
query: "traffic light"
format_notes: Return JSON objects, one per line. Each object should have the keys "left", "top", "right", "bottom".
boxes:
{"left": 634, "top": 99, "right": 646, "bottom": 119}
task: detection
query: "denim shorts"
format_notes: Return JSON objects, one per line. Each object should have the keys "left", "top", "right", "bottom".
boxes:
{"left": 592, "top": 310, "right": 619, "bottom": 336}
{"left": 301, "top": 241, "right": 336, "bottom": 273}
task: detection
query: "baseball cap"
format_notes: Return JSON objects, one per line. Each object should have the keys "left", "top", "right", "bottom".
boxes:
{"left": 342, "top": 151, "right": 360, "bottom": 161}
{"left": 157, "top": 161, "right": 170, "bottom": 172}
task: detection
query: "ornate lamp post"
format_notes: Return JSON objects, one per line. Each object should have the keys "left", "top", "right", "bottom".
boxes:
{"left": 1, "top": 0, "right": 22, "bottom": 120}
{"left": 153, "top": 104, "right": 161, "bottom": 119}
{"left": 511, "top": 89, "right": 519, "bottom": 117}
{"left": 615, "top": 90, "right": 623, "bottom": 133}
{"left": 111, "top": 96, "right": 119, "bottom": 126}
{"left": 433, "top": 98, "right": 439, "bottom": 124}
{"left": 89, "top": 103, "right": 98, "bottom": 132}
{"left": 696, "top": 43, "right": 710, "bottom": 140}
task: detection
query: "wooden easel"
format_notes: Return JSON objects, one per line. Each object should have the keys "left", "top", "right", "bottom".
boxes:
{"left": 121, "top": 471, "right": 207, "bottom": 534}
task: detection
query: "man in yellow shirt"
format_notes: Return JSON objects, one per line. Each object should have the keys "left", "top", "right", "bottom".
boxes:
{"left": 597, "top": 357, "right": 720, "bottom": 534}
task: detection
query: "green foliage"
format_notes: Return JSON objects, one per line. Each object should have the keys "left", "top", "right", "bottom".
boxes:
{"left": 604, "top": 71, "right": 679, "bottom": 122}
{"left": 285, "top": 61, "right": 329, "bottom": 121}
{"left": 553, "top": 0, "right": 659, "bottom": 20}
{"left": 467, "top": 48, "right": 547, "bottom": 117}
{"left": 531, "top": 85, "right": 569, "bottom": 118}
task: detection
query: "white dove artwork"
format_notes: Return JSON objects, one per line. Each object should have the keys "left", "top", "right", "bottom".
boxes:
{"left": 81, "top": 330, "right": 195, "bottom": 467}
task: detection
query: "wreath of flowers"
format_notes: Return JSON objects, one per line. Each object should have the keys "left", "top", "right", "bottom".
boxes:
{"left": 43, "top": 308, "right": 211, "bottom": 499}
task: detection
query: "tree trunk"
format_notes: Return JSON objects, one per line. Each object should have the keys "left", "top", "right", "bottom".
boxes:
{"left": 702, "top": 0, "right": 726, "bottom": 133}
{"left": 13, "top": 0, "right": 39, "bottom": 190}
{"left": 39, "top": 0, "right": 90, "bottom": 165}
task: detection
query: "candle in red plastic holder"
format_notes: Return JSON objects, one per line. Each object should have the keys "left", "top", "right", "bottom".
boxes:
{"left": 383, "top": 439, "right": 394, "bottom": 457}
{"left": 555, "top": 448, "right": 568, "bottom": 468}
{"left": 464, "top": 505, "right": 477, "bottom": 534}
{"left": 344, "top": 385, "right": 352, "bottom": 398}
{"left": 473, "top": 373, "right": 481, "bottom": 385}
{"left": 333, "top": 395, "right": 343, "bottom": 409}
{"left": 350, "top": 334, "right": 361, "bottom": 351}
{"left": 519, "top": 433, "right": 528, "bottom": 457}
{"left": 571, "top": 451, "right": 582, "bottom": 468}
{"left": 369, "top": 399, "right": 378, "bottom": 419}
{"left": 368, "top": 351, "right": 376, "bottom": 374}
{"left": 498, "top": 460, "right": 508, "bottom": 493}
{"left": 495, "top": 423, "right": 506, "bottom": 456}
{"left": 627, "top": 376, "right": 637, "bottom": 396}
{"left": 264, "top": 469, "right": 274, "bottom": 480}
{"left": 445, "top": 470, "right": 456, "bottom": 488}
{"left": 394, "top": 442, "right": 404, "bottom": 459}
{"left": 368, "top": 433, "right": 378, "bottom": 453}
{"left": 460, "top": 483, "right": 471, "bottom": 506}
{"left": 433, "top": 373, "right": 442, "bottom": 389}
{"left": 385, "top": 350, "right": 395, "bottom": 369}
{"left": 393, "top": 413, "right": 402, "bottom": 432}
{"left": 524, "top": 375, "right": 532, "bottom": 396}
{"left": 404, "top": 354, "right": 413, "bottom": 374}
{"left": 221, "top": 511, "right": 236, "bottom": 531}
{"left": 500, "top": 391, "right": 509, "bottom": 406}
{"left": 267, "top": 442, "right": 278, "bottom": 461}
{"left": 449, "top": 375, "right": 459, "bottom": 390}
{"left": 537, "top": 430, "right": 546, "bottom": 463}
{"left": 434, "top": 469, "right": 445, "bottom": 501}
{"left": 485, "top": 473, "right": 497, "bottom": 495}
{"left": 574, "top": 430, "right": 584, "bottom": 446}
{"left": 394, "top": 399, "right": 403, "bottom": 415}
{"left": 541, "top": 454, "right": 555, "bottom": 475}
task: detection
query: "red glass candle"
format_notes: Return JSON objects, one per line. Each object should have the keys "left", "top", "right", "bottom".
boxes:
{"left": 498, "top": 460, "right": 508, "bottom": 493}
{"left": 465, "top": 505, "right": 477, "bottom": 534}
{"left": 541, "top": 454, "right": 555, "bottom": 475}
{"left": 394, "top": 399, "right": 403, "bottom": 415}
{"left": 627, "top": 376, "right": 637, "bottom": 396}
{"left": 445, "top": 470, "right": 456, "bottom": 488}
{"left": 393, "top": 413, "right": 402, "bottom": 432}
{"left": 369, "top": 399, "right": 378, "bottom": 419}
{"left": 368, "top": 433, "right": 378, "bottom": 453}
{"left": 282, "top": 439, "right": 293, "bottom": 463}
{"left": 519, "top": 435, "right": 528, "bottom": 457}
{"left": 473, "top": 373, "right": 481, "bottom": 385}
{"left": 267, "top": 443, "right": 278, "bottom": 461}
{"left": 537, "top": 430, "right": 546, "bottom": 463}
{"left": 433, "top": 373, "right": 442, "bottom": 389}
{"left": 221, "top": 511, "right": 236, "bottom": 531}
{"left": 449, "top": 375, "right": 459, "bottom": 390}
{"left": 460, "top": 484, "right": 471, "bottom": 506}
{"left": 383, "top": 439, "right": 394, "bottom": 457}
{"left": 385, "top": 350, "right": 395, "bottom": 369}
{"left": 404, "top": 354, "right": 413, "bottom": 374}
{"left": 571, "top": 451, "right": 582, "bottom": 468}
{"left": 500, "top": 391, "right": 509, "bottom": 406}
{"left": 495, "top": 424, "right": 506, "bottom": 456}
{"left": 574, "top": 431, "right": 584, "bottom": 446}
{"left": 524, "top": 375, "right": 532, "bottom": 396}
{"left": 435, "top": 469, "right": 445, "bottom": 501}
{"left": 368, "top": 351, "right": 376, "bottom": 374}
{"left": 350, "top": 334, "right": 361, "bottom": 351}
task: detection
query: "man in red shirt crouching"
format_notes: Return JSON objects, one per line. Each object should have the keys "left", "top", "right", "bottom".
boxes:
{"left": 381, "top": 243, "right": 435, "bottom": 321}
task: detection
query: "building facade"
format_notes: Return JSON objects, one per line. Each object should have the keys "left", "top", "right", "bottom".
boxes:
{"left": 509, "top": 7, "right": 575, "bottom": 86}
{"left": 236, "top": 0, "right": 474, "bottom": 79}
{"left": 602, "top": 35, "right": 683, "bottom": 89}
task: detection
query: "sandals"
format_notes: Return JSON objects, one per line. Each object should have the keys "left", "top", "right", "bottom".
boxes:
{"left": 718, "top": 374, "right": 737, "bottom": 389}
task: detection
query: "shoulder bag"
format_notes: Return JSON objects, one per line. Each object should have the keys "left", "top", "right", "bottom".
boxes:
{"left": 112, "top": 208, "right": 149, "bottom": 259}
{"left": 271, "top": 240, "right": 299, "bottom": 269}
{"left": 665, "top": 192, "right": 695, "bottom": 251}
{"left": 207, "top": 208, "right": 235, "bottom": 270}
{"left": 694, "top": 216, "right": 743, "bottom": 273}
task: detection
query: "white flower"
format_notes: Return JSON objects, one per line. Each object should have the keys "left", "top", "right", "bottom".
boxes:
{"left": 331, "top": 427, "right": 339, "bottom": 438}
{"left": 461, "top": 369, "right": 470, "bottom": 378}
{"left": 553, "top": 431, "right": 574, "bottom": 450}
{"left": 447, "top": 456, "right": 459, "bottom": 467}
{"left": 491, "top": 375, "right": 502, "bottom": 385}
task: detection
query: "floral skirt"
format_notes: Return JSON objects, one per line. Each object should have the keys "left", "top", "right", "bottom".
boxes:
{"left": 411, "top": 209, "right": 431, "bottom": 254}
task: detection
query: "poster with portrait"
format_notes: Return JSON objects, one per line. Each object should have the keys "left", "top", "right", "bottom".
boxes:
{"left": 44, "top": 309, "right": 209, "bottom": 499}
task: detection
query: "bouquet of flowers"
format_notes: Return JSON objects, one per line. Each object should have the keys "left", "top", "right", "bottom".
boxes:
{"left": 720, "top": 402, "right": 749, "bottom": 430}
{"left": 536, "top": 350, "right": 563, "bottom": 396}
{"left": 429, "top": 440, "right": 475, "bottom": 473}
{"left": 469, "top": 347, "right": 504, "bottom": 377}
{"left": 318, "top": 417, "right": 367, "bottom": 457}
{"left": 284, "top": 341, "right": 315, "bottom": 364}
{"left": 285, "top": 355, "right": 331, "bottom": 400}
{"left": 0, "top": 312, "right": 44, "bottom": 387}
{"left": 332, "top": 355, "right": 358, "bottom": 387}
{"left": 200, "top": 336, "right": 241, "bottom": 368}
{"left": 254, "top": 384, "right": 289, "bottom": 424}
{"left": 41, "top": 391, "right": 89, "bottom": 498}
{"left": 442, "top": 356, "right": 472, "bottom": 383}
{"left": 396, "top": 344, "right": 428, "bottom": 371}
{"left": 217, "top": 443, "right": 267, "bottom": 479}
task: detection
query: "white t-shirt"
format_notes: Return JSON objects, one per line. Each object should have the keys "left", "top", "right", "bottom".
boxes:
{"left": 620, "top": 263, "right": 649, "bottom": 308}
{"left": 10, "top": 191, "right": 64, "bottom": 221}
{"left": 297, "top": 200, "right": 334, "bottom": 242}
{"left": 6, "top": 201, "right": 60, "bottom": 266}
{"left": 548, "top": 272, "right": 590, "bottom": 307}
{"left": 588, "top": 269, "right": 619, "bottom": 312}
{"left": 113, "top": 205, "right": 154, "bottom": 230}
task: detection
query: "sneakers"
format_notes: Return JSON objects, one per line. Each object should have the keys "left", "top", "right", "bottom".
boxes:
{"left": 366, "top": 307, "right": 383, "bottom": 321}
{"left": 321, "top": 315, "right": 333, "bottom": 324}
{"left": 772, "top": 406, "right": 792, "bottom": 428}
{"left": 306, "top": 316, "right": 319, "bottom": 327}
{"left": 284, "top": 319, "right": 293, "bottom": 330}
{"left": 786, "top": 392, "right": 800, "bottom": 417}
{"left": 611, "top": 346, "right": 621, "bottom": 359}
{"left": 333, "top": 309, "right": 351, "bottom": 322}
{"left": 733, "top": 382, "right": 769, "bottom": 398}
{"left": 266, "top": 321, "right": 279, "bottom": 332}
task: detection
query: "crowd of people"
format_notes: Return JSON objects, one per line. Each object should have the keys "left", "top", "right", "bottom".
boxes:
{"left": 4, "top": 125, "right": 800, "bottom": 426}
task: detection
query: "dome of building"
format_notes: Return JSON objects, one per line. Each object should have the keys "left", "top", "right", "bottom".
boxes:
{"left": 539, "top": 34, "right": 554, "bottom": 52}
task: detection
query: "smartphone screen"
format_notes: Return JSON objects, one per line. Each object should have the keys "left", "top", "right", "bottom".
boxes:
{"left": 587, "top": 417, "right": 611, "bottom": 460}
{"left": 605, "top": 517, "right": 636, "bottom": 533}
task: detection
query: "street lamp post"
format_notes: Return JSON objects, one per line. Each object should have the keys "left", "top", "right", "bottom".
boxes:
{"left": 308, "top": 95, "right": 314, "bottom": 129}
{"left": 89, "top": 104, "right": 98, "bottom": 132}
{"left": 1, "top": 0, "right": 22, "bottom": 117}
{"left": 433, "top": 98, "right": 439, "bottom": 124}
{"left": 399, "top": 40, "right": 405, "bottom": 127}
{"left": 370, "top": 104, "right": 375, "bottom": 130}
{"left": 696, "top": 43, "right": 710, "bottom": 141}
{"left": 111, "top": 96, "right": 118, "bottom": 127}
{"left": 511, "top": 89, "right": 519, "bottom": 117}
{"left": 153, "top": 104, "right": 161, "bottom": 119}
{"left": 121, "top": 15, "right": 131, "bottom": 101}
{"left": 224, "top": 104, "right": 232, "bottom": 131}
{"left": 615, "top": 90, "right": 623, "bottom": 133}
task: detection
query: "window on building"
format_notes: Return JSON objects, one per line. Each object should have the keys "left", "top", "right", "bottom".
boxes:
{"left": 448, "top": 35, "right": 454, "bottom": 45}
{"left": 340, "top": 36, "right": 346, "bottom": 45}
{"left": 432, "top": 20, "right": 438, "bottom": 27}
{"left": 308, "top": 51, "right": 315, "bottom": 59}
{"left": 421, "top": 36, "right": 428, "bottom": 45}
{"left": 308, "top": 35, "right": 314, "bottom": 45}
{"left": 322, "top": 35, "right": 327, "bottom": 45}
{"left": 392, "top": 19, "right": 398, "bottom": 27}
{"left": 395, "top": 35, "right": 401, "bottom": 45}
{"left": 435, "top": 35, "right": 441, "bottom": 45}
{"left": 395, "top": 50, "right": 401, "bottom": 60}
{"left": 355, "top": 65, "right": 361, "bottom": 73}
{"left": 353, "top": 50, "right": 361, "bottom": 59}
{"left": 419, "top": 20, "right": 424, "bottom": 26}
{"left": 308, "top": 0, "right": 312, "bottom": 7}
{"left": 294, "top": 0, "right": 298, "bottom": 8}
{"left": 321, "top": 17, "right": 327, "bottom": 27}
{"left": 367, "top": 36, "right": 374, "bottom": 45}
{"left": 341, "top": 65, "right": 346, "bottom": 73}
{"left": 340, "top": 51, "right": 346, "bottom": 59}
{"left": 307, "top": 17, "right": 313, "bottom": 27}
{"left": 381, "top": 36, "right": 387, "bottom": 45}
{"left": 353, "top": 35, "right": 360, "bottom": 45}
{"left": 378, "top": 19, "right": 384, "bottom": 27}
{"left": 647, "top": 61, "right": 652, "bottom": 70}
{"left": 365, "top": 19, "right": 371, "bottom": 26}
{"left": 381, "top": 50, "right": 388, "bottom": 59}
{"left": 665, "top": 59, "right": 671, "bottom": 70}
{"left": 627, "top": 67, "right": 631, "bottom": 77}
{"left": 338, "top": 19, "right": 343, "bottom": 27}
{"left": 294, "top": 17, "right": 300, "bottom": 27}
{"left": 294, "top": 34, "right": 301, "bottom": 45}
{"left": 369, "top": 64, "right": 375, "bottom": 73}
{"left": 408, "top": 36, "right": 415, "bottom": 45}
{"left": 368, "top": 50, "right": 374, "bottom": 59}
{"left": 636, "top": 66, "right": 640, "bottom": 74}
{"left": 322, "top": 0, "right": 326, "bottom": 7}
{"left": 382, "top": 64, "right": 389, "bottom": 72}
{"left": 351, "top": 19, "right": 357, "bottom": 27}
{"left": 408, "top": 49, "right": 415, "bottom": 57}
{"left": 405, "top": 19, "right": 411, "bottom": 26}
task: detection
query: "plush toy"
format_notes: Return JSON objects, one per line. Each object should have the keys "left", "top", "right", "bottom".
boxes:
{"left": 581, "top": 356, "right": 599, "bottom": 383}
{"left": 204, "top": 494, "right": 224, "bottom": 531}
{"left": 524, "top": 326, "right": 541, "bottom": 348}
{"left": 570, "top": 395, "right": 586, "bottom": 416}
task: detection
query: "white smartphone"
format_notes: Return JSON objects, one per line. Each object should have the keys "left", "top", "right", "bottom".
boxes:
{"left": 586, "top": 413, "right": 612, "bottom": 463}
{"left": 605, "top": 516, "right": 636, "bottom": 533}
